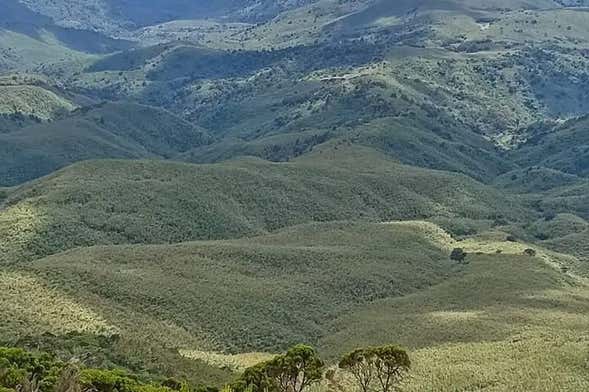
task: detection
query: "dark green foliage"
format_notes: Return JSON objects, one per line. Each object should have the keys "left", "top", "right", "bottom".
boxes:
{"left": 233, "top": 345, "right": 324, "bottom": 392}
{"left": 0, "top": 346, "right": 199, "bottom": 392}
{"left": 0, "top": 102, "right": 211, "bottom": 186}
{"left": 0, "top": 113, "right": 42, "bottom": 134}
{"left": 79, "top": 369, "right": 144, "bottom": 392}
{"left": 10, "top": 333, "right": 231, "bottom": 388}
{"left": 0, "top": 347, "right": 62, "bottom": 392}
{"left": 232, "top": 362, "right": 273, "bottom": 392}
{"left": 450, "top": 248, "right": 467, "bottom": 263}
{"left": 508, "top": 116, "right": 589, "bottom": 177}
{"left": 524, "top": 248, "right": 537, "bottom": 257}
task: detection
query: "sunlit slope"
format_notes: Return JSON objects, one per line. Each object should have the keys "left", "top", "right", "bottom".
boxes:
{"left": 0, "top": 146, "right": 530, "bottom": 264}
{"left": 0, "top": 74, "right": 77, "bottom": 132}
{"left": 320, "top": 228, "right": 589, "bottom": 391}
{"left": 13, "top": 221, "right": 455, "bottom": 353}
{"left": 0, "top": 85, "right": 74, "bottom": 120}
{"left": 6, "top": 220, "right": 588, "bottom": 390}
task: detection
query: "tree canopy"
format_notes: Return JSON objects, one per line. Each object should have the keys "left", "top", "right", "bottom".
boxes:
{"left": 339, "top": 346, "right": 410, "bottom": 392}
{"left": 233, "top": 345, "right": 324, "bottom": 392}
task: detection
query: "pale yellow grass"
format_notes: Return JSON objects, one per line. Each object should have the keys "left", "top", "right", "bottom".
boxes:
{"left": 180, "top": 350, "right": 275, "bottom": 371}
{"left": 0, "top": 271, "right": 116, "bottom": 337}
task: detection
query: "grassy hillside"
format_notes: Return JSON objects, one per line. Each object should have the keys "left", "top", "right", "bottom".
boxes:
{"left": 0, "top": 145, "right": 530, "bottom": 264}
{"left": 3, "top": 220, "right": 587, "bottom": 390}
{"left": 0, "top": 102, "right": 210, "bottom": 186}
{"left": 0, "top": 74, "right": 79, "bottom": 132}
{"left": 8, "top": 222, "right": 455, "bottom": 352}
{"left": 320, "top": 230, "right": 589, "bottom": 391}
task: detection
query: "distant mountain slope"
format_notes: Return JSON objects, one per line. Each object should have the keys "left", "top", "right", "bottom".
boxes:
{"left": 19, "top": 0, "right": 586, "bottom": 38}
{"left": 0, "top": 74, "right": 76, "bottom": 120}
{"left": 0, "top": 0, "right": 133, "bottom": 71}
{"left": 17, "top": 0, "right": 320, "bottom": 36}
{"left": 0, "top": 145, "right": 530, "bottom": 265}
{"left": 509, "top": 116, "right": 589, "bottom": 177}
{"left": 0, "top": 102, "right": 210, "bottom": 186}
{"left": 66, "top": 3, "right": 589, "bottom": 177}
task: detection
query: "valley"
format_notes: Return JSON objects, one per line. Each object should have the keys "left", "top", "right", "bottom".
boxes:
{"left": 1, "top": 1, "right": 589, "bottom": 391}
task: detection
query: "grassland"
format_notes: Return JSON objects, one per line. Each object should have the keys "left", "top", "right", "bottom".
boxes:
{"left": 3, "top": 218, "right": 588, "bottom": 390}
{"left": 320, "top": 228, "right": 589, "bottom": 391}
{"left": 0, "top": 219, "right": 454, "bottom": 385}
{"left": 0, "top": 85, "right": 74, "bottom": 120}
{"left": 9, "top": 222, "right": 456, "bottom": 351}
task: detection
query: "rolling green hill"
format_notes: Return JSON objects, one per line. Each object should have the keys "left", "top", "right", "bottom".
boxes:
{"left": 3, "top": 0, "right": 589, "bottom": 390}
{"left": 8, "top": 221, "right": 456, "bottom": 353}
{"left": 0, "top": 102, "right": 210, "bottom": 186}
{"left": 320, "top": 235, "right": 589, "bottom": 391}
{"left": 0, "top": 74, "right": 76, "bottom": 125}
{"left": 0, "top": 145, "right": 529, "bottom": 265}
{"left": 3, "top": 220, "right": 587, "bottom": 390}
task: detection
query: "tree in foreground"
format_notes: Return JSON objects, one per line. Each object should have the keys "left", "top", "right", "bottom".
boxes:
{"left": 339, "top": 346, "right": 410, "bottom": 392}
{"left": 338, "top": 348, "right": 375, "bottom": 392}
{"left": 372, "top": 346, "right": 410, "bottom": 392}
{"left": 233, "top": 345, "right": 324, "bottom": 392}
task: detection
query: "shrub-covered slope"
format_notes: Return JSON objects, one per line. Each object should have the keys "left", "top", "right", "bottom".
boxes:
{"left": 0, "top": 145, "right": 529, "bottom": 264}
{"left": 508, "top": 116, "right": 589, "bottom": 177}
{"left": 4, "top": 220, "right": 588, "bottom": 390}
{"left": 0, "top": 102, "right": 210, "bottom": 186}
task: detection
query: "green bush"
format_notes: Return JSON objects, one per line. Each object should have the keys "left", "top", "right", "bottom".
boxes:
{"left": 0, "top": 347, "right": 62, "bottom": 392}
{"left": 0, "top": 347, "right": 183, "bottom": 392}
{"left": 450, "top": 248, "right": 467, "bottom": 263}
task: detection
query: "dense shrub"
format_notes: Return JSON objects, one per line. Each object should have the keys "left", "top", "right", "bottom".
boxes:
{"left": 0, "top": 347, "right": 182, "bottom": 392}
{"left": 450, "top": 248, "right": 467, "bottom": 263}
{"left": 524, "top": 249, "right": 537, "bottom": 257}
